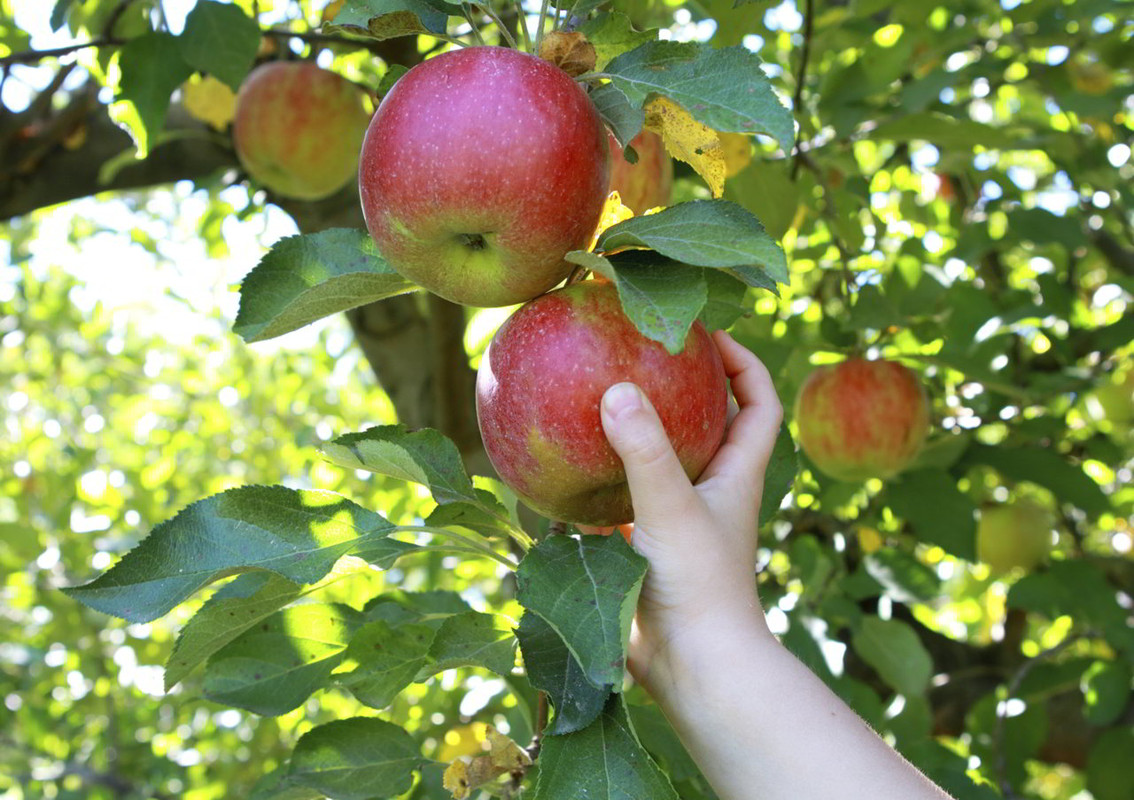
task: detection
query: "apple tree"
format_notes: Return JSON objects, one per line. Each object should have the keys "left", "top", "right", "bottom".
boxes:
{"left": 1, "top": 1, "right": 1131, "bottom": 799}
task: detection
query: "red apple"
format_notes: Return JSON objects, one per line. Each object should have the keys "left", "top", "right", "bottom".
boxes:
{"left": 977, "top": 501, "right": 1052, "bottom": 573}
{"left": 233, "top": 61, "right": 370, "bottom": 201}
{"left": 476, "top": 280, "right": 727, "bottom": 526}
{"left": 794, "top": 358, "right": 929, "bottom": 482}
{"left": 359, "top": 46, "right": 611, "bottom": 308}
{"left": 608, "top": 130, "right": 673, "bottom": 214}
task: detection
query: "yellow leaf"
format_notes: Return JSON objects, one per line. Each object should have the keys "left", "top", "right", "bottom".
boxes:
{"left": 719, "top": 131, "right": 753, "bottom": 178}
{"left": 589, "top": 191, "right": 635, "bottom": 250}
{"left": 181, "top": 74, "right": 237, "bottom": 131}
{"left": 644, "top": 96, "right": 725, "bottom": 198}
{"left": 486, "top": 726, "right": 532, "bottom": 771}
{"left": 442, "top": 760, "right": 472, "bottom": 799}
{"left": 857, "top": 526, "right": 884, "bottom": 554}
{"left": 322, "top": 0, "right": 346, "bottom": 24}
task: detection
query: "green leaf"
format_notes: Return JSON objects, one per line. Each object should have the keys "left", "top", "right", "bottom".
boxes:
{"left": 64, "top": 486, "right": 414, "bottom": 623}
{"left": 760, "top": 423, "right": 797, "bottom": 526}
{"left": 111, "top": 33, "right": 193, "bottom": 157}
{"left": 1087, "top": 727, "right": 1134, "bottom": 800}
{"left": 203, "top": 604, "right": 357, "bottom": 716}
{"left": 50, "top": 0, "right": 77, "bottom": 31}
{"left": 516, "top": 534, "right": 648, "bottom": 689}
{"left": 331, "top": 0, "right": 449, "bottom": 38}
{"left": 605, "top": 41, "right": 794, "bottom": 153}
{"left": 533, "top": 695, "right": 678, "bottom": 800}
{"left": 424, "top": 500, "right": 515, "bottom": 539}
{"left": 580, "top": 12, "right": 658, "bottom": 71}
{"left": 165, "top": 572, "right": 302, "bottom": 690}
{"left": 626, "top": 702, "right": 703, "bottom": 783}
{"left": 248, "top": 766, "right": 324, "bottom": 800}
{"left": 1081, "top": 660, "right": 1131, "bottom": 726}
{"left": 421, "top": 611, "right": 517, "bottom": 677}
{"left": 337, "top": 618, "right": 436, "bottom": 709}
{"left": 568, "top": 250, "right": 708, "bottom": 354}
{"left": 288, "top": 717, "right": 423, "bottom": 800}
{"left": 884, "top": 469, "right": 977, "bottom": 560}
{"left": 596, "top": 200, "right": 789, "bottom": 285}
{"left": 516, "top": 612, "right": 610, "bottom": 735}
{"left": 851, "top": 617, "right": 932, "bottom": 697}
{"left": 961, "top": 443, "right": 1109, "bottom": 517}
{"left": 234, "top": 229, "right": 417, "bottom": 343}
{"left": 698, "top": 269, "right": 749, "bottom": 331}
{"left": 590, "top": 83, "right": 644, "bottom": 150}
{"left": 1009, "top": 560, "right": 1134, "bottom": 658}
{"left": 322, "top": 425, "right": 478, "bottom": 505}
{"left": 864, "top": 549, "right": 942, "bottom": 604}
{"left": 176, "top": 0, "right": 259, "bottom": 91}
{"left": 723, "top": 158, "right": 800, "bottom": 241}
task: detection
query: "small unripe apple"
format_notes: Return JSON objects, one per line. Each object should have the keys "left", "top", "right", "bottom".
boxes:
{"left": 1090, "top": 366, "right": 1134, "bottom": 426}
{"left": 359, "top": 46, "right": 611, "bottom": 308}
{"left": 794, "top": 358, "right": 930, "bottom": 482}
{"left": 607, "top": 130, "right": 673, "bottom": 214}
{"left": 476, "top": 280, "right": 728, "bottom": 526}
{"left": 233, "top": 61, "right": 370, "bottom": 201}
{"left": 977, "top": 501, "right": 1052, "bottom": 573}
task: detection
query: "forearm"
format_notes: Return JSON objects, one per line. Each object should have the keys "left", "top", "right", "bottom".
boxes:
{"left": 643, "top": 606, "right": 954, "bottom": 800}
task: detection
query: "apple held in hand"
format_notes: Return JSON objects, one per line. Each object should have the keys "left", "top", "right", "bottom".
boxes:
{"left": 794, "top": 358, "right": 929, "bottom": 482}
{"left": 234, "top": 61, "right": 370, "bottom": 201}
{"left": 359, "top": 46, "right": 611, "bottom": 308}
{"left": 608, "top": 130, "right": 673, "bottom": 214}
{"left": 977, "top": 501, "right": 1052, "bottom": 573}
{"left": 476, "top": 280, "right": 728, "bottom": 526}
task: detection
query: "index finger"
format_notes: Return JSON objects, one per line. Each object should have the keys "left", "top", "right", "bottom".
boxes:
{"left": 694, "top": 330, "right": 784, "bottom": 494}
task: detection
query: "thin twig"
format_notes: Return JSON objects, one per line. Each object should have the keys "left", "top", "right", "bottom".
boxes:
{"left": 796, "top": 151, "right": 857, "bottom": 298}
{"left": 0, "top": 38, "right": 120, "bottom": 67}
{"left": 534, "top": 0, "right": 552, "bottom": 53}
{"left": 790, "top": 0, "right": 815, "bottom": 179}
{"left": 489, "top": 2, "right": 523, "bottom": 50}
{"left": 992, "top": 633, "right": 1090, "bottom": 798}
{"left": 460, "top": 3, "right": 487, "bottom": 45}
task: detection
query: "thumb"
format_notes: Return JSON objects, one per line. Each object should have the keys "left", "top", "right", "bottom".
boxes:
{"left": 600, "top": 382, "right": 698, "bottom": 528}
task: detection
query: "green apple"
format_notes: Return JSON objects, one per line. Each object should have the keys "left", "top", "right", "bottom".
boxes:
{"left": 977, "top": 501, "right": 1053, "bottom": 573}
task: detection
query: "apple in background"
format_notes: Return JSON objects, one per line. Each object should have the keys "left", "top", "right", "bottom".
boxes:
{"left": 233, "top": 61, "right": 370, "bottom": 201}
{"left": 608, "top": 130, "right": 673, "bottom": 214}
{"left": 476, "top": 280, "right": 727, "bottom": 526}
{"left": 794, "top": 358, "right": 930, "bottom": 482}
{"left": 1089, "top": 365, "right": 1134, "bottom": 426}
{"left": 977, "top": 501, "right": 1053, "bottom": 573}
{"left": 359, "top": 47, "right": 611, "bottom": 308}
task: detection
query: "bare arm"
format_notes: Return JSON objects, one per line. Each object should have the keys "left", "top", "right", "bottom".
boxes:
{"left": 592, "top": 330, "right": 953, "bottom": 800}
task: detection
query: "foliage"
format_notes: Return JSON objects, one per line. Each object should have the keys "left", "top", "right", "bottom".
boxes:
{"left": 1, "top": 1, "right": 1132, "bottom": 799}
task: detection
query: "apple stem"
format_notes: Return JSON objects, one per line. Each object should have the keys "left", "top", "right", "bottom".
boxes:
{"left": 533, "top": 0, "right": 552, "bottom": 53}
{"left": 459, "top": 4, "right": 487, "bottom": 46}
{"left": 483, "top": 3, "right": 521, "bottom": 50}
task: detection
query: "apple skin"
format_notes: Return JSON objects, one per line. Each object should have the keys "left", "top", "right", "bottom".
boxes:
{"left": 233, "top": 61, "right": 370, "bottom": 201}
{"left": 608, "top": 130, "right": 673, "bottom": 214}
{"left": 977, "top": 502, "right": 1052, "bottom": 573}
{"left": 794, "top": 358, "right": 929, "bottom": 482}
{"left": 359, "top": 46, "right": 611, "bottom": 308}
{"left": 475, "top": 280, "right": 728, "bottom": 526}
{"left": 1091, "top": 366, "right": 1134, "bottom": 426}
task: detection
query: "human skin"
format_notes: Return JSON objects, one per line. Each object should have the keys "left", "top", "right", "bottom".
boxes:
{"left": 475, "top": 280, "right": 727, "bottom": 526}
{"left": 608, "top": 129, "right": 673, "bottom": 214}
{"left": 589, "top": 331, "right": 955, "bottom": 800}
{"left": 359, "top": 46, "right": 611, "bottom": 307}
{"left": 233, "top": 62, "right": 370, "bottom": 201}
{"left": 794, "top": 358, "right": 930, "bottom": 482}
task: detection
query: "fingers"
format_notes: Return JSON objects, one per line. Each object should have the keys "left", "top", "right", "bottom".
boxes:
{"left": 600, "top": 383, "right": 699, "bottom": 528}
{"left": 696, "top": 331, "right": 784, "bottom": 494}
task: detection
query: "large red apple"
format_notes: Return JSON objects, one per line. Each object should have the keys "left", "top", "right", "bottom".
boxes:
{"left": 608, "top": 130, "right": 673, "bottom": 214}
{"left": 977, "top": 501, "right": 1052, "bottom": 573}
{"left": 794, "top": 358, "right": 929, "bottom": 482}
{"left": 359, "top": 46, "right": 611, "bottom": 308}
{"left": 233, "top": 61, "right": 370, "bottom": 201}
{"left": 476, "top": 280, "right": 727, "bottom": 526}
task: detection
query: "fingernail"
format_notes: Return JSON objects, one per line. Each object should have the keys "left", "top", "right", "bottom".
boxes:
{"left": 602, "top": 382, "right": 642, "bottom": 421}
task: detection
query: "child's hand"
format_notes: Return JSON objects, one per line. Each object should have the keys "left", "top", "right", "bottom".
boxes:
{"left": 583, "top": 330, "right": 783, "bottom": 693}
